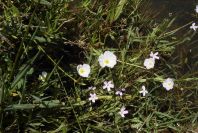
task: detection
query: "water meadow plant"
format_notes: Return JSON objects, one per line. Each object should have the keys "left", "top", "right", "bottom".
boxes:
{"left": 162, "top": 78, "right": 174, "bottom": 91}
{"left": 103, "top": 81, "right": 114, "bottom": 92}
{"left": 88, "top": 93, "right": 98, "bottom": 103}
{"left": 77, "top": 64, "right": 91, "bottom": 77}
{"left": 38, "top": 71, "right": 48, "bottom": 82}
{"left": 143, "top": 57, "right": 155, "bottom": 69}
{"left": 98, "top": 51, "right": 117, "bottom": 68}
{"left": 190, "top": 22, "right": 198, "bottom": 31}
{"left": 0, "top": 0, "right": 198, "bottom": 132}
{"left": 116, "top": 90, "right": 123, "bottom": 96}
{"left": 118, "top": 106, "right": 129, "bottom": 118}
{"left": 150, "top": 51, "right": 159, "bottom": 60}
{"left": 139, "top": 85, "right": 148, "bottom": 97}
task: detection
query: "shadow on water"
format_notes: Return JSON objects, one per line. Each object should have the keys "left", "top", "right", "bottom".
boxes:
{"left": 150, "top": 0, "right": 198, "bottom": 72}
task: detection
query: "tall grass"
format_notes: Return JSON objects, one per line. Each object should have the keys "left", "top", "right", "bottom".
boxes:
{"left": 0, "top": 0, "right": 197, "bottom": 132}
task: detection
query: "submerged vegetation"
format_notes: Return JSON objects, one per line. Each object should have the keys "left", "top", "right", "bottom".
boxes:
{"left": 0, "top": 0, "right": 198, "bottom": 132}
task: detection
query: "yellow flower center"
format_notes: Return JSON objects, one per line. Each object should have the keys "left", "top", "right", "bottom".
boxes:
{"left": 79, "top": 68, "right": 85, "bottom": 74}
{"left": 167, "top": 82, "right": 172, "bottom": 86}
{"left": 149, "top": 61, "right": 153, "bottom": 65}
{"left": 104, "top": 59, "right": 110, "bottom": 65}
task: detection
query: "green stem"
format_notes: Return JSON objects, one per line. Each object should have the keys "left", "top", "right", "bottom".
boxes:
{"left": 10, "top": 42, "right": 23, "bottom": 81}
{"left": 117, "top": 60, "right": 145, "bottom": 69}
{"left": 4, "top": 95, "right": 136, "bottom": 111}
{"left": 57, "top": 72, "right": 84, "bottom": 133}
{"left": 94, "top": 68, "right": 102, "bottom": 85}
{"left": 0, "top": 81, "right": 4, "bottom": 131}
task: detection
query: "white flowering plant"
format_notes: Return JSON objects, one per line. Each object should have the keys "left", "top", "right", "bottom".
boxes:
{"left": 1, "top": 0, "right": 198, "bottom": 133}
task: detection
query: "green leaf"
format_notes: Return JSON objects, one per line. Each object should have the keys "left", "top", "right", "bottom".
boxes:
{"left": 33, "top": 0, "right": 52, "bottom": 6}
{"left": 37, "top": 100, "right": 62, "bottom": 108}
{"left": 27, "top": 67, "right": 34, "bottom": 75}
{"left": 31, "top": 95, "right": 42, "bottom": 102}
{"left": 11, "top": 5, "right": 20, "bottom": 17}
{"left": 49, "top": 123, "right": 67, "bottom": 133}
{"left": 10, "top": 52, "right": 40, "bottom": 91}
{"left": 5, "top": 104, "right": 36, "bottom": 110}
{"left": 136, "top": 78, "right": 146, "bottom": 83}
{"left": 11, "top": 64, "right": 30, "bottom": 90}
{"left": 113, "top": 0, "right": 127, "bottom": 21}
{"left": 29, "top": 123, "right": 45, "bottom": 127}
{"left": 5, "top": 100, "right": 62, "bottom": 110}
{"left": 131, "top": 118, "right": 143, "bottom": 129}
{"left": 34, "top": 36, "right": 47, "bottom": 43}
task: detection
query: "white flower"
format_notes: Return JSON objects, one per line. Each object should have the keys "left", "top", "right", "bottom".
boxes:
{"left": 39, "top": 71, "right": 47, "bottom": 82}
{"left": 195, "top": 5, "right": 198, "bottom": 13}
{"left": 116, "top": 88, "right": 125, "bottom": 96}
{"left": 88, "top": 93, "right": 98, "bottom": 103}
{"left": 143, "top": 58, "right": 155, "bottom": 69}
{"left": 118, "top": 106, "right": 128, "bottom": 118}
{"left": 103, "top": 81, "right": 114, "bottom": 91}
{"left": 162, "top": 78, "right": 174, "bottom": 91}
{"left": 139, "top": 85, "right": 148, "bottom": 96}
{"left": 116, "top": 91, "right": 123, "bottom": 96}
{"left": 190, "top": 23, "right": 198, "bottom": 31}
{"left": 77, "top": 64, "right": 90, "bottom": 77}
{"left": 98, "top": 51, "right": 117, "bottom": 68}
{"left": 88, "top": 86, "right": 96, "bottom": 90}
{"left": 150, "top": 51, "right": 159, "bottom": 60}
{"left": 121, "top": 88, "right": 126, "bottom": 91}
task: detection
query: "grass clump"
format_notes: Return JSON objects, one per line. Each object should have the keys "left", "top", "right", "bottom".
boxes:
{"left": 0, "top": 0, "right": 197, "bottom": 132}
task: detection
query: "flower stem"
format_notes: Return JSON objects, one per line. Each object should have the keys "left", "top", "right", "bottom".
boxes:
{"left": 117, "top": 60, "right": 145, "bottom": 69}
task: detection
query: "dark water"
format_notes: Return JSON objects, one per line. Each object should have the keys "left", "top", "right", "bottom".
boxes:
{"left": 151, "top": 0, "right": 198, "bottom": 71}
{"left": 151, "top": 0, "right": 196, "bottom": 24}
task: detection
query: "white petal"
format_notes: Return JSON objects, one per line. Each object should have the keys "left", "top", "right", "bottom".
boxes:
{"left": 123, "top": 110, "right": 128, "bottom": 115}
{"left": 98, "top": 51, "right": 117, "bottom": 68}
{"left": 142, "top": 85, "right": 146, "bottom": 90}
{"left": 144, "top": 58, "right": 155, "bottom": 69}
{"left": 77, "top": 64, "right": 91, "bottom": 77}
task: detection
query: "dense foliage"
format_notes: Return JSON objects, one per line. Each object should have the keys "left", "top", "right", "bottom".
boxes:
{"left": 0, "top": 0, "right": 197, "bottom": 132}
